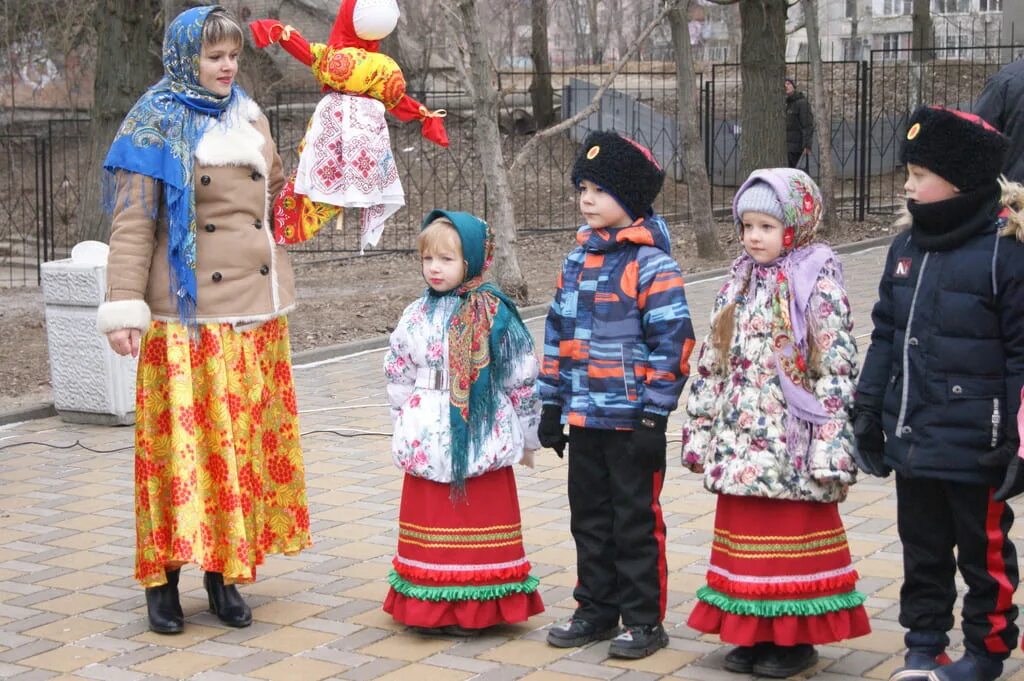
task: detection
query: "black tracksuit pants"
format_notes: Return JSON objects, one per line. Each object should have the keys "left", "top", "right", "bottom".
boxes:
{"left": 896, "top": 474, "right": 1019, "bottom": 660}
{"left": 567, "top": 426, "right": 667, "bottom": 627}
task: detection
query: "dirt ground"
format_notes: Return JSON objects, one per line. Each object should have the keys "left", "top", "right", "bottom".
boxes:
{"left": 0, "top": 213, "right": 895, "bottom": 415}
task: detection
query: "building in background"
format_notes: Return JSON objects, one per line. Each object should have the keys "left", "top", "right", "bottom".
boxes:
{"left": 786, "top": 0, "right": 1006, "bottom": 62}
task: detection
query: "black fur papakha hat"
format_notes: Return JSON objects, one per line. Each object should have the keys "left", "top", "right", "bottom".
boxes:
{"left": 900, "top": 106, "right": 1007, "bottom": 191}
{"left": 570, "top": 130, "right": 665, "bottom": 219}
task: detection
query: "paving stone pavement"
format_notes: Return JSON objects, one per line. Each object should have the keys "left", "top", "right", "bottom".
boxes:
{"left": 3, "top": 243, "right": 1024, "bottom": 680}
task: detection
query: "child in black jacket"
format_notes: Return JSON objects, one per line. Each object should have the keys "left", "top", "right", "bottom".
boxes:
{"left": 855, "top": 106, "right": 1024, "bottom": 681}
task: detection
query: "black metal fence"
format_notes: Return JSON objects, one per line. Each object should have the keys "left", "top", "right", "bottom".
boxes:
{"left": 2, "top": 45, "right": 1023, "bottom": 284}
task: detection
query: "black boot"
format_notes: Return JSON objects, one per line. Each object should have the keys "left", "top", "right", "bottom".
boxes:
{"left": 204, "top": 572, "right": 252, "bottom": 628}
{"left": 145, "top": 568, "right": 183, "bottom": 634}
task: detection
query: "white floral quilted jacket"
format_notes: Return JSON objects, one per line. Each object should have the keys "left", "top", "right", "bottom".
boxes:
{"left": 681, "top": 261, "right": 859, "bottom": 502}
{"left": 384, "top": 295, "right": 542, "bottom": 483}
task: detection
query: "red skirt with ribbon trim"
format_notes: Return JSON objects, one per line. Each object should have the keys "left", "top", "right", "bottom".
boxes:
{"left": 383, "top": 467, "right": 544, "bottom": 629}
{"left": 687, "top": 494, "right": 871, "bottom": 646}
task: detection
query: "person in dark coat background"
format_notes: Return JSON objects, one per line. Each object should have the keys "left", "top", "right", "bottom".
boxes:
{"left": 974, "top": 57, "right": 1024, "bottom": 182}
{"left": 785, "top": 77, "right": 814, "bottom": 168}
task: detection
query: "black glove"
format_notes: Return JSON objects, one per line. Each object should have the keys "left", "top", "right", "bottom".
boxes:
{"left": 628, "top": 411, "right": 667, "bottom": 471}
{"left": 980, "top": 439, "right": 1024, "bottom": 502}
{"left": 852, "top": 405, "right": 891, "bottom": 477}
{"left": 538, "top": 405, "right": 567, "bottom": 458}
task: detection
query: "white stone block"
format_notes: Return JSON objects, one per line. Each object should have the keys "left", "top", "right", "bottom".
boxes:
{"left": 40, "top": 242, "right": 137, "bottom": 425}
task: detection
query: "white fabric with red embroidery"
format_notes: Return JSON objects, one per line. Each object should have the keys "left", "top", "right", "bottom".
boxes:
{"left": 293, "top": 92, "right": 403, "bottom": 248}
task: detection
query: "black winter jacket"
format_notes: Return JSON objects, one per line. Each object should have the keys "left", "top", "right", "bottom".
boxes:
{"left": 858, "top": 213, "right": 1024, "bottom": 485}
{"left": 975, "top": 59, "right": 1024, "bottom": 183}
{"left": 786, "top": 91, "right": 814, "bottom": 154}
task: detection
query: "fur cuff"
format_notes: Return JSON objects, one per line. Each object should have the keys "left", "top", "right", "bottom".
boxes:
{"left": 97, "top": 299, "right": 151, "bottom": 334}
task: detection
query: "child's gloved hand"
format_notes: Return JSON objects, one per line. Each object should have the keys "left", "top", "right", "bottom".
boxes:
{"left": 980, "top": 439, "right": 1024, "bottom": 501}
{"left": 852, "top": 405, "right": 891, "bottom": 477}
{"left": 537, "top": 405, "right": 567, "bottom": 458}
{"left": 629, "top": 411, "right": 667, "bottom": 471}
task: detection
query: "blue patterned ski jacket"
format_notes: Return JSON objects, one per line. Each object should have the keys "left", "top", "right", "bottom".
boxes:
{"left": 537, "top": 216, "right": 695, "bottom": 430}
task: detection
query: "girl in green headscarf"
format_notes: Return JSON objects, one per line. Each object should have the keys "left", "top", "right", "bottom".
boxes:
{"left": 382, "top": 210, "right": 544, "bottom": 634}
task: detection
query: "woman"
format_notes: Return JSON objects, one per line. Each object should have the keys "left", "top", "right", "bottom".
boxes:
{"left": 97, "top": 6, "right": 311, "bottom": 634}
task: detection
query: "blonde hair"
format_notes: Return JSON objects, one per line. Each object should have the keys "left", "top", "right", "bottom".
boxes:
{"left": 202, "top": 8, "right": 244, "bottom": 49}
{"left": 999, "top": 176, "right": 1024, "bottom": 241}
{"left": 417, "top": 218, "right": 463, "bottom": 256}
{"left": 709, "top": 280, "right": 820, "bottom": 376}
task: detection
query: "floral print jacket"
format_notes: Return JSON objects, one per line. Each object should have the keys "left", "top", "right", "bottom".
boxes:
{"left": 682, "top": 260, "right": 859, "bottom": 502}
{"left": 384, "top": 295, "right": 542, "bottom": 483}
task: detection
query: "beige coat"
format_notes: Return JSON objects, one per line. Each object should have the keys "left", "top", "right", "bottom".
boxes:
{"left": 97, "top": 97, "right": 295, "bottom": 332}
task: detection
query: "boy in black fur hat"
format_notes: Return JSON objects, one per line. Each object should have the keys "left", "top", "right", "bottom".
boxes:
{"left": 537, "top": 130, "right": 694, "bottom": 659}
{"left": 855, "top": 105, "right": 1024, "bottom": 681}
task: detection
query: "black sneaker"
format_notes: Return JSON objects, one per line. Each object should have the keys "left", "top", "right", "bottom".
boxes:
{"left": 889, "top": 650, "right": 949, "bottom": 681}
{"left": 608, "top": 623, "right": 669, "bottom": 659}
{"left": 546, "top": 617, "right": 619, "bottom": 648}
{"left": 928, "top": 655, "right": 1002, "bottom": 681}
{"left": 752, "top": 644, "right": 819, "bottom": 678}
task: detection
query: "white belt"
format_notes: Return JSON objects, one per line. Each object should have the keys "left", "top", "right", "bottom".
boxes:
{"left": 415, "top": 368, "right": 449, "bottom": 390}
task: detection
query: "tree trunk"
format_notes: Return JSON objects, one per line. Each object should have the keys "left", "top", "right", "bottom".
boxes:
{"left": 451, "top": 0, "right": 528, "bottom": 302}
{"left": 669, "top": 2, "right": 723, "bottom": 259}
{"left": 587, "top": 0, "right": 602, "bottom": 64}
{"left": 739, "top": 0, "right": 788, "bottom": 177}
{"left": 81, "top": 0, "right": 162, "bottom": 244}
{"left": 911, "top": 0, "right": 934, "bottom": 62}
{"left": 801, "top": 0, "right": 838, "bottom": 236}
{"left": 529, "top": 0, "right": 556, "bottom": 128}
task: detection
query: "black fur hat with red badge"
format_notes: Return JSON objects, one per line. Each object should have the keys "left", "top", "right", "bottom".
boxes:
{"left": 570, "top": 130, "right": 666, "bottom": 219}
{"left": 900, "top": 106, "right": 1008, "bottom": 191}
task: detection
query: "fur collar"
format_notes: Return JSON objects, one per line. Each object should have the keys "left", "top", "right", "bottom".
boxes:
{"left": 194, "top": 96, "right": 267, "bottom": 175}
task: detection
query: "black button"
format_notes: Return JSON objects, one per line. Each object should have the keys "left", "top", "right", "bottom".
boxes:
{"left": 212, "top": 271, "right": 222, "bottom": 282}
{"left": 259, "top": 265, "right": 269, "bottom": 275}
{"left": 250, "top": 170, "right": 262, "bottom": 181}
{"left": 200, "top": 175, "right": 211, "bottom": 185}
{"left": 204, "top": 223, "right": 216, "bottom": 233}
{"left": 253, "top": 219, "right": 263, "bottom": 229}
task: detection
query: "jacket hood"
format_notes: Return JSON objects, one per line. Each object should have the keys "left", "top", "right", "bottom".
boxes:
{"left": 575, "top": 215, "right": 672, "bottom": 254}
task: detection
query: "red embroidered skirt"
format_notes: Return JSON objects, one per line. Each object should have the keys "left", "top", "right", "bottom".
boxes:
{"left": 687, "top": 494, "right": 870, "bottom": 646}
{"left": 383, "top": 467, "right": 545, "bottom": 629}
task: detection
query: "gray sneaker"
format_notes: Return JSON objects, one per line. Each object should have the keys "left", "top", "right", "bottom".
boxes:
{"left": 608, "top": 623, "right": 669, "bottom": 659}
{"left": 546, "top": 617, "right": 620, "bottom": 648}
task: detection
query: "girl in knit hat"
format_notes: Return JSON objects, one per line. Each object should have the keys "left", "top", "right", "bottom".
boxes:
{"left": 683, "top": 168, "right": 870, "bottom": 677}
{"left": 382, "top": 210, "right": 544, "bottom": 635}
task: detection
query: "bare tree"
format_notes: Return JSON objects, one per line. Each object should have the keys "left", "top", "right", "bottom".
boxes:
{"left": 510, "top": 1, "right": 682, "bottom": 172}
{"left": 80, "top": 0, "right": 163, "bottom": 243}
{"left": 529, "top": 0, "right": 556, "bottom": 128}
{"left": 443, "top": 0, "right": 529, "bottom": 301}
{"left": 800, "top": 0, "right": 837, "bottom": 236}
{"left": 911, "top": 0, "right": 933, "bottom": 62}
{"left": 738, "top": 0, "right": 788, "bottom": 176}
{"left": 668, "top": 0, "right": 723, "bottom": 259}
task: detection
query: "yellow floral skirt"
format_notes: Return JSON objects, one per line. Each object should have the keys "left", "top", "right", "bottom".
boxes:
{"left": 133, "top": 316, "right": 311, "bottom": 587}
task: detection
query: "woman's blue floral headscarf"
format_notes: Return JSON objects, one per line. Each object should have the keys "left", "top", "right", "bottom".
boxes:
{"left": 103, "top": 5, "right": 245, "bottom": 326}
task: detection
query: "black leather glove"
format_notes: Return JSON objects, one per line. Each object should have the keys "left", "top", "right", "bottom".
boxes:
{"left": 852, "top": 404, "right": 891, "bottom": 477}
{"left": 538, "top": 405, "right": 567, "bottom": 458}
{"left": 980, "top": 439, "right": 1024, "bottom": 501}
{"left": 628, "top": 411, "right": 668, "bottom": 471}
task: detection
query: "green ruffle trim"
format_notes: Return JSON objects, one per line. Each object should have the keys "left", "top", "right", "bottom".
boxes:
{"left": 387, "top": 570, "right": 540, "bottom": 602}
{"left": 696, "top": 586, "right": 867, "bottom": 617}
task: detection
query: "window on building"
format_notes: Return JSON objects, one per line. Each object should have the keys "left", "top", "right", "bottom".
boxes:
{"left": 979, "top": 0, "right": 1002, "bottom": 11}
{"left": 933, "top": 0, "right": 970, "bottom": 13}
{"left": 878, "top": 32, "right": 911, "bottom": 60}
{"left": 842, "top": 37, "right": 869, "bottom": 60}
{"left": 881, "top": 0, "right": 911, "bottom": 15}
{"left": 846, "top": 0, "right": 857, "bottom": 18}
